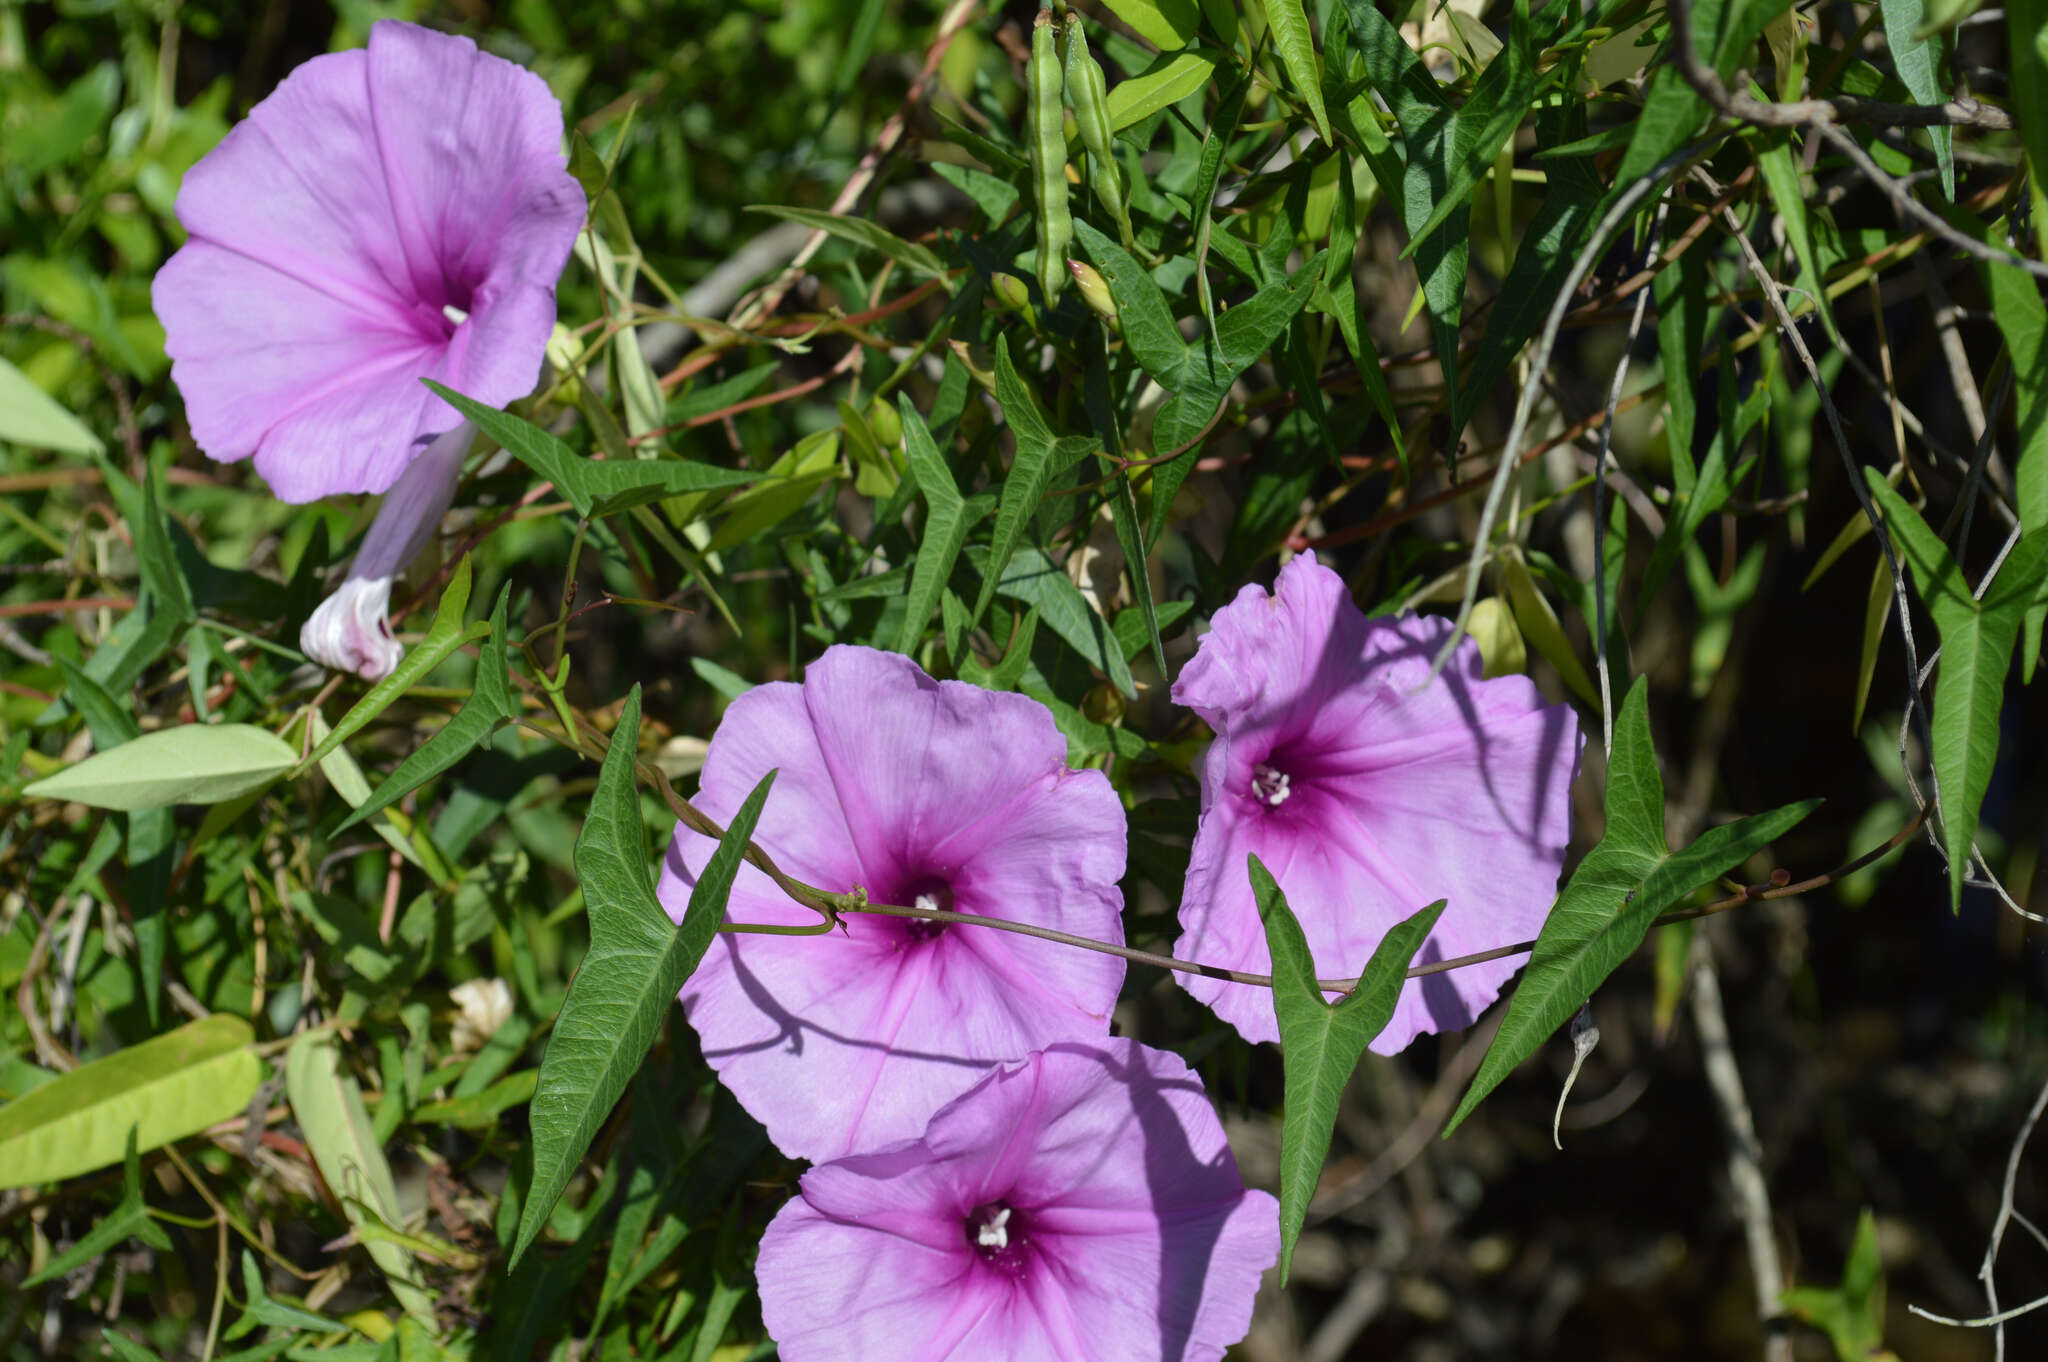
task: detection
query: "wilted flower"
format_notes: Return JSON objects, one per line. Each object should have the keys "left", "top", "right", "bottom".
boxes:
{"left": 448, "top": 977, "right": 514, "bottom": 1055}
{"left": 756, "top": 1039, "right": 1278, "bottom": 1362}
{"left": 1173, "top": 557, "right": 1582, "bottom": 1051}
{"left": 153, "top": 20, "right": 584, "bottom": 677}
{"left": 658, "top": 646, "right": 1128, "bottom": 1162}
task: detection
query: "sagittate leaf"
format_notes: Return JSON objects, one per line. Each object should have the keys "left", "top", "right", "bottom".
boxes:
{"left": 298, "top": 556, "right": 485, "bottom": 776}
{"left": 284, "top": 1031, "right": 436, "bottom": 1328}
{"left": 894, "top": 398, "right": 992, "bottom": 654}
{"left": 1864, "top": 473, "right": 2048, "bottom": 909}
{"left": 338, "top": 586, "right": 517, "bottom": 833}
{"left": 511, "top": 688, "right": 774, "bottom": 1269}
{"left": 1445, "top": 678, "right": 1820, "bottom": 1134}
{"left": 25, "top": 722, "right": 296, "bottom": 812}
{"left": 0, "top": 355, "right": 104, "bottom": 454}
{"left": 0, "top": 1014, "right": 261, "bottom": 1189}
{"left": 970, "top": 337, "right": 1093, "bottom": 635}
{"left": 1782, "top": 1209, "right": 1894, "bottom": 1362}
{"left": 423, "top": 379, "right": 757, "bottom": 519}
{"left": 970, "top": 544, "right": 1137, "bottom": 699}
{"left": 1071, "top": 220, "right": 1321, "bottom": 538}
{"left": 1256, "top": 860, "right": 1444, "bottom": 1282}
{"left": 22, "top": 1131, "right": 171, "bottom": 1287}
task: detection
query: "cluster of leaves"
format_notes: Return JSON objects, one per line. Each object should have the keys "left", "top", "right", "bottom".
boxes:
{"left": 3, "top": 0, "right": 2046, "bottom": 1357}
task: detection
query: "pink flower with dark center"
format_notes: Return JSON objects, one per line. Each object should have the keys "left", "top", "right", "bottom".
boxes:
{"left": 658, "top": 646, "right": 1128, "bottom": 1162}
{"left": 152, "top": 20, "right": 584, "bottom": 677}
{"left": 1173, "top": 557, "right": 1583, "bottom": 1050}
{"left": 756, "top": 1039, "right": 1278, "bottom": 1362}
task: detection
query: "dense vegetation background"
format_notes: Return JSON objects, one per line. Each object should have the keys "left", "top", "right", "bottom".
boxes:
{"left": 3, "top": 0, "right": 2046, "bottom": 1357}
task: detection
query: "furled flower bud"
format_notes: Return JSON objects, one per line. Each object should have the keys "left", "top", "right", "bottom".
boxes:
{"left": 1069, "top": 259, "right": 1120, "bottom": 328}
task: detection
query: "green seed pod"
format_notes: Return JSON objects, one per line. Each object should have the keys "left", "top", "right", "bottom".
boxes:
{"left": 1062, "top": 16, "right": 1135, "bottom": 252}
{"left": 1068, "top": 259, "right": 1119, "bottom": 328}
{"left": 1028, "top": 8, "right": 1071, "bottom": 306}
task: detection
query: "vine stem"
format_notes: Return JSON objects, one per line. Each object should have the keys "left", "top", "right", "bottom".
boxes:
{"left": 714, "top": 800, "right": 1932, "bottom": 995}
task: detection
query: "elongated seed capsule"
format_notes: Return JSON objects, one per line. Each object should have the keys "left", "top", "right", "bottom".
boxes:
{"left": 1062, "top": 16, "right": 1134, "bottom": 251}
{"left": 1028, "top": 7, "right": 1071, "bottom": 306}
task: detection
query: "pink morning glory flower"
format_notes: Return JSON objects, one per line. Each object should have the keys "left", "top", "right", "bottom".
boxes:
{"left": 152, "top": 20, "right": 584, "bottom": 677}
{"left": 1173, "top": 557, "right": 1583, "bottom": 1051}
{"left": 658, "top": 645, "right": 1129, "bottom": 1162}
{"left": 756, "top": 1039, "right": 1278, "bottom": 1362}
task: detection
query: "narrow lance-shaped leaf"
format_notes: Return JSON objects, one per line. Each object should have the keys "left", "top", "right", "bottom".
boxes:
{"left": 511, "top": 688, "right": 775, "bottom": 1268}
{"left": 338, "top": 585, "right": 518, "bottom": 832}
{"left": 1864, "top": 473, "right": 2048, "bottom": 909}
{"left": 284, "top": 1032, "right": 436, "bottom": 1327}
{"left": 1879, "top": 0, "right": 1954, "bottom": 197}
{"left": 25, "top": 722, "right": 299, "bottom": 812}
{"left": 423, "top": 379, "right": 757, "bottom": 519}
{"left": 1256, "top": 858, "right": 1444, "bottom": 1282}
{"left": 1445, "top": 677, "right": 1821, "bottom": 1133}
{"left": 0, "top": 355, "right": 104, "bottom": 454}
{"left": 1103, "top": 50, "right": 1224, "bottom": 130}
{"left": 0, "top": 1015, "right": 261, "bottom": 1190}
{"left": 747, "top": 205, "right": 950, "bottom": 280}
{"left": 296, "top": 555, "right": 484, "bottom": 776}
{"left": 894, "top": 398, "right": 990, "bottom": 654}
{"left": 1264, "top": 0, "right": 1331, "bottom": 144}
{"left": 969, "top": 338, "right": 1070, "bottom": 634}
{"left": 1981, "top": 240, "right": 2048, "bottom": 676}
{"left": 45, "top": 658, "right": 169, "bottom": 1026}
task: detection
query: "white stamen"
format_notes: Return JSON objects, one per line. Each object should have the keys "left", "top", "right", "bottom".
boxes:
{"left": 915, "top": 893, "right": 940, "bottom": 913}
{"left": 976, "top": 1206, "right": 1012, "bottom": 1250}
{"left": 1251, "top": 763, "right": 1292, "bottom": 807}
{"left": 442, "top": 303, "right": 469, "bottom": 326}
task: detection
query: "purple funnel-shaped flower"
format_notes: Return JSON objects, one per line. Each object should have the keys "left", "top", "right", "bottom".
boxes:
{"left": 756, "top": 1039, "right": 1278, "bottom": 1362}
{"left": 1173, "top": 557, "right": 1583, "bottom": 1050}
{"left": 658, "top": 646, "right": 1129, "bottom": 1162}
{"left": 154, "top": 20, "right": 583, "bottom": 503}
{"left": 154, "top": 21, "right": 583, "bottom": 679}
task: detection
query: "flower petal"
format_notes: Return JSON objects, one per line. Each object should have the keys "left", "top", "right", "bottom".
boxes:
{"left": 152, "top": 242, "right": 439, "bottom": 497}
{"left": 1173, "top": 560, "right": 1583, "bottom": 1050}
{"left": 153, "top": 21, "right": 583, "bottom": 502}
{"left": 661, "top": 647, "right": 1128, "bottom": 1161}
{"left": 758, "top": 1041, "right": 1278, "bottom": 1362}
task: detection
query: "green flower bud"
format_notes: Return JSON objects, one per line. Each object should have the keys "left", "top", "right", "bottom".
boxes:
{"left": 1069, "top": 259, "right": 1119, "bottom": 327}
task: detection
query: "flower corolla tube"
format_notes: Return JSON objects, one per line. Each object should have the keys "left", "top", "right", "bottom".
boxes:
{"left": 152, "top": 20, "right": 584, "bottom": 678}
{"left": 755, "top": 1038, "right": 1278, "bottom": 1362}
{"left": 658, "top": 645, "right": 1129, "bottom": 1162}
{"left": 1173, "top": 556, "right": 1583, "bottom": 1050}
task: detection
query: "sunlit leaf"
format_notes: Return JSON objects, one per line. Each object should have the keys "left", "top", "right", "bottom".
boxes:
{"left": 512, "top": 689, "right": 774, "bottom": 1268}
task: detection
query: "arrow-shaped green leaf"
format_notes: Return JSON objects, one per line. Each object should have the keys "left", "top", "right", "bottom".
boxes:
{"left": 1445, "top": 677, "right": 1820, "bottom": 1133}
{"left": 511, "top": 689, "right": 773, "bottom": 1268}
{"left": 1865, "top": 472, "right": 2048, "bottom": 909}
{"left": 1257, "top": 857, "right": 1443, "bottom": 1282}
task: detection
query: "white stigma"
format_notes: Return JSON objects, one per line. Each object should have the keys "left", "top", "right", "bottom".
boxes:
{"left": 442, "top": 303, "right": 470, "bottom": 326}
{"left": 976, "top": 1206, "right": 1012, "bottom": 1250}
{"left": 915, "top": 893, "right": 940, "bottom": 913}
{"left": 1252, "top": 763, "right": 1292, "bottom": 807}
